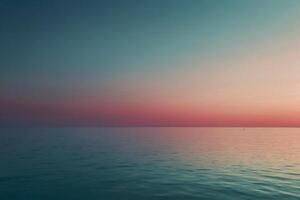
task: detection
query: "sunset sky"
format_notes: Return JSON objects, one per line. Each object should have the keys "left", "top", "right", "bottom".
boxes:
{"left": 1, "top": 0, "right": 300, "bottom": 126}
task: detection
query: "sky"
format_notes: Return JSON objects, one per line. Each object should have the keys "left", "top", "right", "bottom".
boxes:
{"left": 1, "top": 0, "right": 300, "bottom": 126}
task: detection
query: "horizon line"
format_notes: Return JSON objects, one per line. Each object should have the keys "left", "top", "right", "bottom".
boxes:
{"left": 1, "top": 125, "right": 300, "bottom": 128}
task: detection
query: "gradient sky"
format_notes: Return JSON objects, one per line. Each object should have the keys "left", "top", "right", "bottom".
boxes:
{"left": 1, "top": 0, "right": 300, "bottom": 126}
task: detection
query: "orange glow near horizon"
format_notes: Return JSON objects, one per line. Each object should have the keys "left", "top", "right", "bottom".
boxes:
{"left": 1, "top": 96, "right": 300, "bottom": 127}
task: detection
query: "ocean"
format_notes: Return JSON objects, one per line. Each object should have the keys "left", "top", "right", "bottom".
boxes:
{"left": 0, "top": 128, "right": 299, "bottom": 199}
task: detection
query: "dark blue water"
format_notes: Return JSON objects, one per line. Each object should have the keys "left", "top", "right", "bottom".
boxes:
{"left": 0, "top": 128, "right": 299, "bottom": 200}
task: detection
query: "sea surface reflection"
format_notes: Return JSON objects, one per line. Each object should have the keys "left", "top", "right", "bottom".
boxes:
{"left": 0, "top": 128, "right": 299, "bottom": 199}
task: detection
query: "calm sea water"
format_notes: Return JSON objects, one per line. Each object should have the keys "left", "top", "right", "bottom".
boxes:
{"left": 0, "top": 128, "right": 299, "bottom": 200}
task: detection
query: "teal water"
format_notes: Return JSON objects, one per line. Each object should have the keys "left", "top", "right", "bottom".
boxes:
{"left": 0, "top": 128, "right": 299, "bottom": 200}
